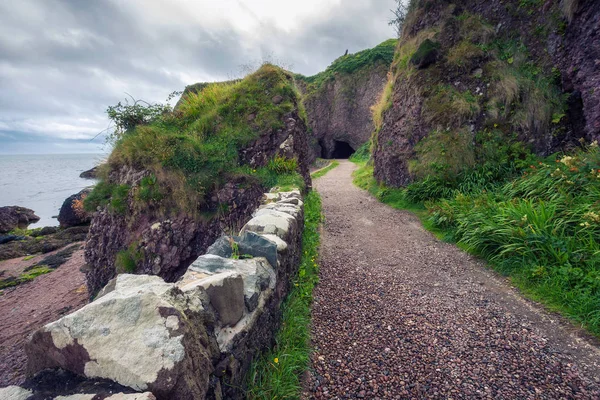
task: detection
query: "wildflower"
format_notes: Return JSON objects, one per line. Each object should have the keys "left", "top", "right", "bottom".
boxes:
{"left": 583, "top": 211, "right": 600, "bottom": 223}
{"left": 580, "top": 222, "right": 591, "bottom": 228}
{"left": 560, "top": 156, "right": 575, "bottom": 167}
{"left": 521, "top": 215, "right": 528, "bottom": 222}
{"left": 274, "top": 358, "right": 279, "bottom": 364}
{"left": 566, "top": 180, "right": 574, "bottom": 185}
{"left": 591, "top": 140, "right": 599, "bottom": 147}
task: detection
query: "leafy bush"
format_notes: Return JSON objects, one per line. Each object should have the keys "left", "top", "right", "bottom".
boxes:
{"left": 267, "top": 156, "right": 298, "bottom": 174}
{"left": 115, "top": 243, "right": 143, "bottom": 274}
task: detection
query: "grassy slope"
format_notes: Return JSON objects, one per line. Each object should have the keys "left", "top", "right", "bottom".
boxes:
{"left": 296, "top": 39, "right": 397, "bottom": 95}
{"left": 85, "top": 64, "right": 307, "bottom": 217}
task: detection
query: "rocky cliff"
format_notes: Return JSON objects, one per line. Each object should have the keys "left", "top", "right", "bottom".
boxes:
{"left": 83, "top": 65, "right": 311, "bottom": 295}
{"left": 373, "top": 0, "right": 600, "bottom": 187}
{"left": 297, "top": 39, "right": 396, "bottom": 160}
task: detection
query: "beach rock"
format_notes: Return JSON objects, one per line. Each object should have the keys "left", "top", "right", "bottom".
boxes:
{"left": 79, "top": 165, "right": 101, "bottom": 179}
{"left": 59, "top": 188, "right": 93, "bottom": 228}
{"left": 26, "top": 274, "right": 218, "bottom": 399}
{"left": 0, "top": 234, "right": 26, "bottom": 245}
{"left": 0, "top": 385, "right": 32, "bottom": 400}
{"left": 0, "top": 206, "right": 40, "bottom": 233}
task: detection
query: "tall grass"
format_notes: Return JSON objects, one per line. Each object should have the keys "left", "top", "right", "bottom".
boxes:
{"left": 353, "top": 144, "right": 600, "bottom": 336}
{"left": 246, "top": 191, "right": 322, "bottom": 399}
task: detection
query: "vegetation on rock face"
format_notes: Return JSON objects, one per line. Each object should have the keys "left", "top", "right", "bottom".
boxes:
{"left": 296, "top": 39, "right": 397, "bottom": 95}
{"left": 85, "top": 64, "right": 307, "bottom": 218}
{"left": 247, "top": 191, "right": 322, "bottom": 399}
{"left": 357, "top": 1, "right": 600, "bottom": 336}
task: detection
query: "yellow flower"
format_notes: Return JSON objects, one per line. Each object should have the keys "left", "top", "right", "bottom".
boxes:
{"left": 274, "top": 358, "right": 279, "bottom": 364}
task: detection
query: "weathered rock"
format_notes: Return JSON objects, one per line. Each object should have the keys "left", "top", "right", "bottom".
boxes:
{"left": 58, "top": 188, "right": 93, "bottom": 228}
{"left": 26, "top": 274, "right": 218, "bottom": 399}
{"left": 0, "top": 234, "right": 26, "bottom": 245}
{"left": 0, "top": 385, "right": 32, "bottom": 400}
{"left": 300, "top": 41, "right": 395, "bottom": 161}
{"left": 0, "top": 206, "right": 40, "bottom": 233}
{"left": 79, "top": 165, "right": 102, "bottom": 179}
{"left": 0, "top": 225, "right": 89, "bottom": 262}
{"left": 207, "top": 232, "right": 278, "bottom": 269}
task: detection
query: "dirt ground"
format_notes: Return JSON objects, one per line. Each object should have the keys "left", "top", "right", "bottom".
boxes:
{"left": 307, "top": 160, "right": 600, "bottom": 399}
{"left": 0, "top": 244, "right": 88, "bottom": 386}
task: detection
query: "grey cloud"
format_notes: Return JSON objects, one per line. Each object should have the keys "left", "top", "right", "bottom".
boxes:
{"left": 0, "top": 0, "right": 395, "bottom": 152}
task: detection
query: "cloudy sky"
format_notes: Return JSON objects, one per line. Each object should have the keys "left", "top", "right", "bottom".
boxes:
{"left": 0, "top": 0, "right": 396, "bottom": 155}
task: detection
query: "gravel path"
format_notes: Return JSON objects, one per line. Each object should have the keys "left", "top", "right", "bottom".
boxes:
{"left": 307, "top": 160, "right": 600, "bottom": 399}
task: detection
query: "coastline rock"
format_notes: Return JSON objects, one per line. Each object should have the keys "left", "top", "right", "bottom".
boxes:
{"left": 26, "top": 274, "right": 217, "bottom": 399}
{"left": 80, "top": 166, "right": 101, "bottom": 179}
{"left": 58, "top": 188, "right": 93, "bottom": 228}
{"left": 0, "top": 206, "right": 40, "bottom": 233}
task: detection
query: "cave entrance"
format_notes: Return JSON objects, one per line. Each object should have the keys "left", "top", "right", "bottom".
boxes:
{"left": 331, "top": 140, "right": 355, "bottom": 159}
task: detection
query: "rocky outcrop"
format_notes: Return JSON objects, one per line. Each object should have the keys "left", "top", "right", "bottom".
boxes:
{"left": 373, "top": 0, "right": 600, "bottom": 187}
{"left": 84, "top": 111, "right": 311, "bottom": 296}
{"left": 301, "top": 62, "right": 389, "bottom": 160}
{"left": 0, "top": 226, "right": 88, "bottom": 261}
{"left": 80, "top": 166, "right": 101, "bottom": 179}
{"left": 0, "top": 207, "right": 40, "bottom": 233}
{"left": 58, "top": 188, "right": 93, "bottom": 228}
{"left": 24, "top": 189, "right": 305, "bottom": 400}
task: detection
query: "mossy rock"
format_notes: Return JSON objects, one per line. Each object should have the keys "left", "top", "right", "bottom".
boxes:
{"left": 410, "top": 39, "right": 441, "bottom": 69}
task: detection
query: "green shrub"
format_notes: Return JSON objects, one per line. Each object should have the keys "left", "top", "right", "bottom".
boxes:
{"left": 267, "top": 156, "right": 298, "bottom": 175}
{"left": 115, "top": 244, "right": 143, "bottom": 274}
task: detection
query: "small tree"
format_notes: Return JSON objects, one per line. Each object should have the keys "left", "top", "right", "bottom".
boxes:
{"left": 388, "top": 0, "right": 409, "bottom": 37}
{"left": 105, "top": 91, "right": 182, "bottom": 143}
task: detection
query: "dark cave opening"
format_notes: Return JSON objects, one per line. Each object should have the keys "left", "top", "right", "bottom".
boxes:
{"left": 332, "top": 140, "right": 355, "bottom": 159}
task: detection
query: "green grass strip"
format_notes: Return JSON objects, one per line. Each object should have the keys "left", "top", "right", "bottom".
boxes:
{"left": 311, "top": 160, "right": 339, "bottom": 179}
{"left": 246, "top": 190, "right": 322, "bottom": 399}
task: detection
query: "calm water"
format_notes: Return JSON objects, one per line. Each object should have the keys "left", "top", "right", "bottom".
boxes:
{"left": 0, "top": 154, "right": 106, "bottom": 228}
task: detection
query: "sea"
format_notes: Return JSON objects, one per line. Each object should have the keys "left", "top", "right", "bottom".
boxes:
{"left": 0, "top": 154, "right": 107, "bottom": 228}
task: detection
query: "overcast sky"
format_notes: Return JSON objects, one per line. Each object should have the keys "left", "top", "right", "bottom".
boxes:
{"left": 0, "top": 0, "right": 395, "bottom": 155}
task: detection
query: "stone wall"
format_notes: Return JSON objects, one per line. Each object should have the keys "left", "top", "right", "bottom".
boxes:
{"left": 7, "top": 189, "right": 305, "bottom": 400}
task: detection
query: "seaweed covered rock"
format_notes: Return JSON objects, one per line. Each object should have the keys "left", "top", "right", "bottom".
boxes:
{"left": 83, "top": 65, "right": 312, "bottom": 296}
{"left": 0, "top": 206, "right": 40, "bottom": 233}
{"left": 59, "top": 188, "right": 93, "bottom": 228}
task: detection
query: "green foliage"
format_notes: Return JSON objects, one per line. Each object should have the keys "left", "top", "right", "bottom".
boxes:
{"left": 84, "top": 181, "right": 117, "bottom": 212}
{"left": 0, "top": 265, "right": 53, "bottom": 290}
{"left": 267, "top": 156, "right": 298, "bottom": 175}
{"left": 297, "top": 39, "right": 397, "bottom": 93}
{"left": 311, "top": 160, "right": 340, "bottom": 179}
{"left": 115, "top": 243, "right": 142, "bottom": 274}
{"left": 349, "top": 142, "right": 371, "bottom": 163}
{"left": 106, "top": 91, "right": 181, "bottom": 142}
{"left": 137, "top": 174, "right": 162, "bottom": 203}
{"left": 91, "top": 64, "right": 305, "bottom": 216}
{"left": 423, "top": 84, "right": 481, "bottom": 129}
{"left": 247, "top": 191, "right": 322, "bottom": 399}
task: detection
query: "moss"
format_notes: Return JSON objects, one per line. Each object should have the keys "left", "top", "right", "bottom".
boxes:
{"left": 0, "top": 265, "right": 53, "bottom": 290}
{"left": 422, "top": 85, "right": 481, "bottom": 129}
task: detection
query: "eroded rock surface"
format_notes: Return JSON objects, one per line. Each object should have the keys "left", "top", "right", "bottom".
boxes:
{"left": 23, "top": 190, "right": 305, "bottom": 400}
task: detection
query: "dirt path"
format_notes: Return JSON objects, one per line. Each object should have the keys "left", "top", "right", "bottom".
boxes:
{"left": 307, "top": 160, "right": 600, "bottom": 399}
{"left": 0, "top": 246, "right": 88, "bottom": 386}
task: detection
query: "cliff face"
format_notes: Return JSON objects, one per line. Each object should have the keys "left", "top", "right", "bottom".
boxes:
{"left": 374, "top": 0, "right": 600, "bottom": 187}
{"left": 84, "top": 65, "right": 312, "bottom": 295}
{"left": 298, "top": 39, "right": 396, "bottom": 160}
{"left": 301, "top": 62, "right": 389, "bottom": 159}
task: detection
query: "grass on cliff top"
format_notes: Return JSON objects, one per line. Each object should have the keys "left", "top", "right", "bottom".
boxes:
{"left": 246, "top": 190, "right": 322, "bottom": 399}
{"left": 85, "top": 64, "right": 306, "bottom": 216}
{"left": 351, "top": 142, "right": 600, "bottom": 337}
{"left": 296, "top": 39, "right": 397, "bottom": 94}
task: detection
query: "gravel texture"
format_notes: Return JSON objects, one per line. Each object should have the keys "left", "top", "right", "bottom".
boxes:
{"left": 307, "top": 161, "right": 600, "bottom": 399}
{"left": 0, "top": 245, "right": 88, "bottom": 386}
